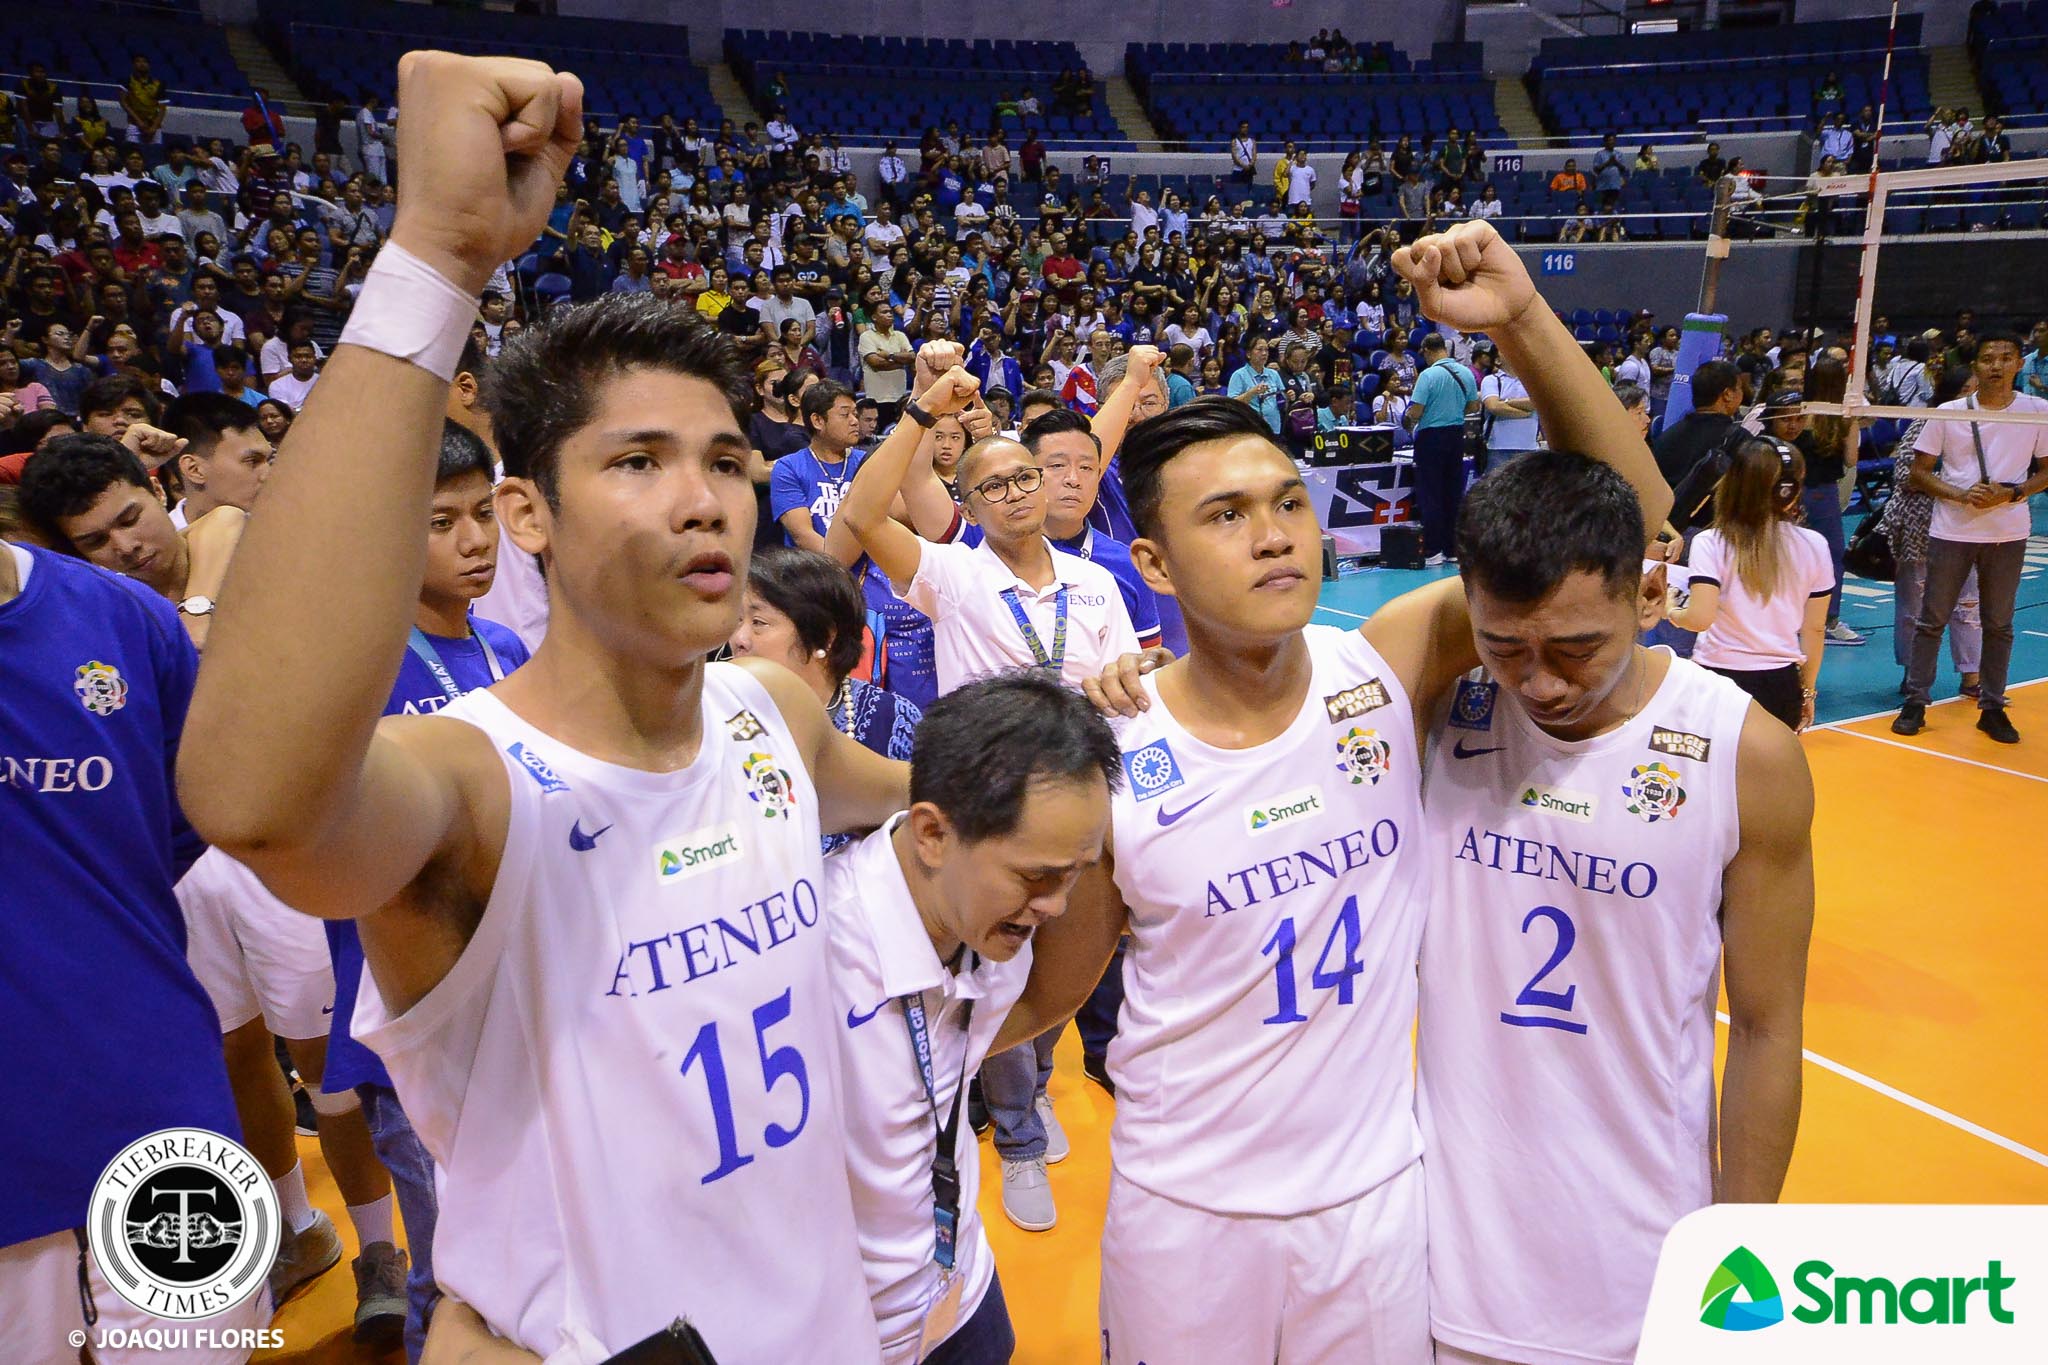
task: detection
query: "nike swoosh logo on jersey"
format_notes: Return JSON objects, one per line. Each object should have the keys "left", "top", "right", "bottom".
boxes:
{"left": 1155, "top": 793, "right": 1214, "bottom": 827}
{"left": 320, "top": 1004, "right": 334, "bottom": 1015}
{"left": 569, "top": 820, "right": 613, "bottom": 851}
{"left": 846, "top": 1001, "right": 887, "bottom": 1029}
{"left": 1452, "top": 740, "right": 1505, "bottom": 760}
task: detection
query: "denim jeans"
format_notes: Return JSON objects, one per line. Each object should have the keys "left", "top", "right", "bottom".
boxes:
{"left": 358, "top": 1083, "right": 440, "bottom": 1365}
{"left": 980, "top": 1024, "right": 1059, "bottom": 1160}
{"left": 1075, "top": 941, "right": 1126, "bottom": 1062}
{"left": 1801, "top": 482, "right": 1848, "bottom": 624}
{"left": 1907, "top": 537, "right": 2026, "bottom": 709}
{"left": 1893, "top": 558, "right": 1980, "bottom": 672}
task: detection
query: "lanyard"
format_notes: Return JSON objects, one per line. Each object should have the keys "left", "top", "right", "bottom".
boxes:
{"left": 900, "top": 988, "right": 976, "bottom": 1271}
{"left": 999, "top": 585, "right": 1067, "bottom": 670}
{"left": 406, "top": 621, "right": 505, "bottom": 702}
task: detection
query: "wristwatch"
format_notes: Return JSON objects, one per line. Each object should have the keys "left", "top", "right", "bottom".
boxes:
{"left": 903, "top": 399, "right": 937, "bottom": 429}
{"left": 177, "top": 595, "right": 216, "bottom": 617}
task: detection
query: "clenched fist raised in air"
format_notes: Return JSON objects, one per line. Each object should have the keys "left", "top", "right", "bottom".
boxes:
{"left": 389, "top": 51, "right": 584, "bottom": 296}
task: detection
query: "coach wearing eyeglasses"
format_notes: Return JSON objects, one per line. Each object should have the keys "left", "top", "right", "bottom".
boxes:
{"left": 840, "top": 366, "right": 1138, "bottom": 698}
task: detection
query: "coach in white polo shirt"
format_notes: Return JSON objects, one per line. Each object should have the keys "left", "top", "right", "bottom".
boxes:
{"left": 826, "top": 671, "right": 1122, "bottom": 1364}
{"left": 841, "top": 366, "right": 1139, "bottom": 695}
{"left": 1896, "top": 328, "right": 2048, "bottom": 745}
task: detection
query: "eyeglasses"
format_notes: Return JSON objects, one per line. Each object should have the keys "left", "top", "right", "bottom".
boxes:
{"left": 968, "top": 466, "right": 1044, "bottom": 504}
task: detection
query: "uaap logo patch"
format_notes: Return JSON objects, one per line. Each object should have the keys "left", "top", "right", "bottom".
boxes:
{"left": 743, "top": 751, "right": 796, "bottom": 818}
{"left": 1335, "top": 727, "right": 1392, "bottom": 786}
{"left": 1623, "top": 762, "right": 1687, "bottom": 823}
{"left": 1323, "top": 678, "right": 1391, "bottom": 724}
{"left": 75, "top": 660, "right": 128, "bottom": 716}
{"left": 1648, "top": 727, "right": 1713, "bottom": 763}
{"left": 1120, "top": 740, "right": 1185, "bottom": 802}
{"left": 1447, "top": 679, "right": 1497, "bottom": 731}
{"left": 726, "top": 709, "right": 767, "bottom": 743}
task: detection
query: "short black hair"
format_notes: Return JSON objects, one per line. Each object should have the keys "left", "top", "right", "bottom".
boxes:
{"left": 483, "top": 294, "right": 750, "bottom": 508}
{"left": 1, "top": 408, "right": 77, "bottom": 457}
{"left": 1690, "top": 358, "right": 1740, "bottom": 408}
{"left": 799, "top": 379, "right": 856, "bottom": 433}
{"left": 456, "top": 333, "right": 486, "bottom": 380}
{"left": 164, "top": 392, "right": 262, "bottom": 457}
{"left": 1118, "top": 395, "right": 1280, "bottom": 540}
{"left": 1972, "top": 327, "right": 2024, "bottom": 360}
{"left": 211, "top": 344, "right": 247, "bottom": 370}
{"left": 745, "top": 545, "right": 866, "bottom": 682}
{"left": 1457, "top": 449, "right": 1644, "bottom": 604}
{"left": 1018, "top": 387, "right": 1064, "bottom": 413}
{"left": 1020, "top": 406, "right": 1099, "bottom": 455}
{"left": 909, "top": 668, "right": 1122, "bottom": 843}
{"left": 438, "top": 418, "right": 495, "bottom": 487}
{"left": 19, "top": 435, "right": 153, "bottom": 531}
{"left": 79, "top": 373, "right": 159, "bottom": 423}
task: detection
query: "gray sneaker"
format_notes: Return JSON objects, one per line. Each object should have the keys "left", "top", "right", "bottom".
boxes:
{"left": 352, "top": 1240, "right": 409, "bottom": 1345}
{"left": 1037, "top": 1094, "right": 1070, "bottom": 1165}
{"left": 1000, "top": 1156, "right": 1057, "bottom": 1232}
{"left": 266, "top": 1209, "right": 342, "bottom": 1309}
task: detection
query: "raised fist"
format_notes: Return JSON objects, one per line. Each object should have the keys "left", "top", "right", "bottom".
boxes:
{"left": 921, "top": 366, "right": 983, "bottom": 418}
{"left": 389, "top": 51, "right": 583, "bottom": 296}
{"left": 913, "top": 339, "right": 966, "bottom": 397}
{"left": 1391, "top": 221, "right": 1537, "bottom": 335}
{"left": 121, "top": 422, "right": 189, "bottom": 471}
{"left": 1125, "top": 343, "right": 1163, "bottom": 377}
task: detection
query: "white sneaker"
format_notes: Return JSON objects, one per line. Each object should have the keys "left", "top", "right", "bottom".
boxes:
{"left": 1824, "top": 621, "right": 1867, "bottom": 646}
{"left": 1000, "top": 1156, "right": 1057, "bottom": 1232}
{"left": 1423, "top": 553, "right": 1447, "bottom": 568}
{"left": 1037, "top": 1094, "right": 1069, "bottom": 1165}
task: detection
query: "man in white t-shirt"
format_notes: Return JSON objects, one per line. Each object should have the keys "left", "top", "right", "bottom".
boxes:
{"left": 1129, "top": 190, "right": 1158, "bottom": 241}
{"left": 1285, "top": 149, "right": 1317, "bottom": 209}
{"left": 1895, "top": 329, "right": 2048, "bottom": 744}
{"left": 842, "top": 368, "right": 1139, "bottom": 697}
{"left": 1480, "top": 348, "right": 1541, "bottom": 461}
{"left": 864, "top": 202, "right": 906, "bottom": 272}
{"left": 265, "top": 340, "right": 321, "bottom": 410}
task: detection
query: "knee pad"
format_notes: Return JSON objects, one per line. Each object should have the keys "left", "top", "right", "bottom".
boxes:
{"left": 307, "top": 1087, "right": 362, "bottom": 1118}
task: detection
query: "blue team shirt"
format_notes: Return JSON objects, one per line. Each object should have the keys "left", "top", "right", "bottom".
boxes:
{"left": 321, "top": 616, "right": 531, "bottom": 1093}
{"left": 1, "top": 545, "right": 237, "bottom": 1246}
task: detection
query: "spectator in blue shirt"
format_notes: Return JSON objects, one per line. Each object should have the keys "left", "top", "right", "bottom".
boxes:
{"left": 1592, "top": 133, "right": 1628, "bottom": 210}
{"left": 1228, "top": 334, "right": 1285, "bottom": 433}
{"left": 1408, "top": 331, "right": 1480, "bottom": 564}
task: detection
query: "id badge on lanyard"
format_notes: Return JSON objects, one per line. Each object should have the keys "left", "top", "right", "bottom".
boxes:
{"left": 999, "top": 585, "right": 1068, "bottom": 671}
{"left": 901, "top": 987, "right": 976, "bottom": 1359}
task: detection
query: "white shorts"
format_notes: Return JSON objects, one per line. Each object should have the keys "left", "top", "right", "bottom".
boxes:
{"left": 177, "top": 849, "right": 335, "bottom": 1039}
{"left": 1434, "top": 1347, "right": 1516, "bottom": 1365}
{"left": 0, "top": 1227, "right": 269, "bottom": 1365}
{"left": 1100, "top": 1160, "right": 1430, "bottom": 1365}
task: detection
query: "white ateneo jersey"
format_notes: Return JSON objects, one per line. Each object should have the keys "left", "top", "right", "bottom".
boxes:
{"left": 1106, "top": 625, "right": 1427, "bottom": 1215}
{"left": 895, "top": 536, "right": 1139, "bottom": 696}
{"left": 1418, "top": 659, "right": 1752, "bottom": 1365}
{"left": 825, "top": 819, "right": 1031, "bottom": 1364}
{"left": 354, "top": 668, "right": 880, "bottom": 1365}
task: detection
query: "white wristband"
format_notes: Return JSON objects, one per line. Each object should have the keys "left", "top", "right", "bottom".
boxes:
{"left": 337, "top": 241, "right": 479, "bottom": 382}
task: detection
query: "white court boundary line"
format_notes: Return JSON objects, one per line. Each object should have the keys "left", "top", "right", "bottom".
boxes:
{"left": 1830, "top": 727, "right": 2048, "bottom": 785}
{"left": 1715, "top": 1012, "right": 2048, "bottom": 1170}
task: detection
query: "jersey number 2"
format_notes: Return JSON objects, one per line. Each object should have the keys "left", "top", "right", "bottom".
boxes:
{"left": 1499, "top": 905, "right": 1588, "bottom": 1034}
